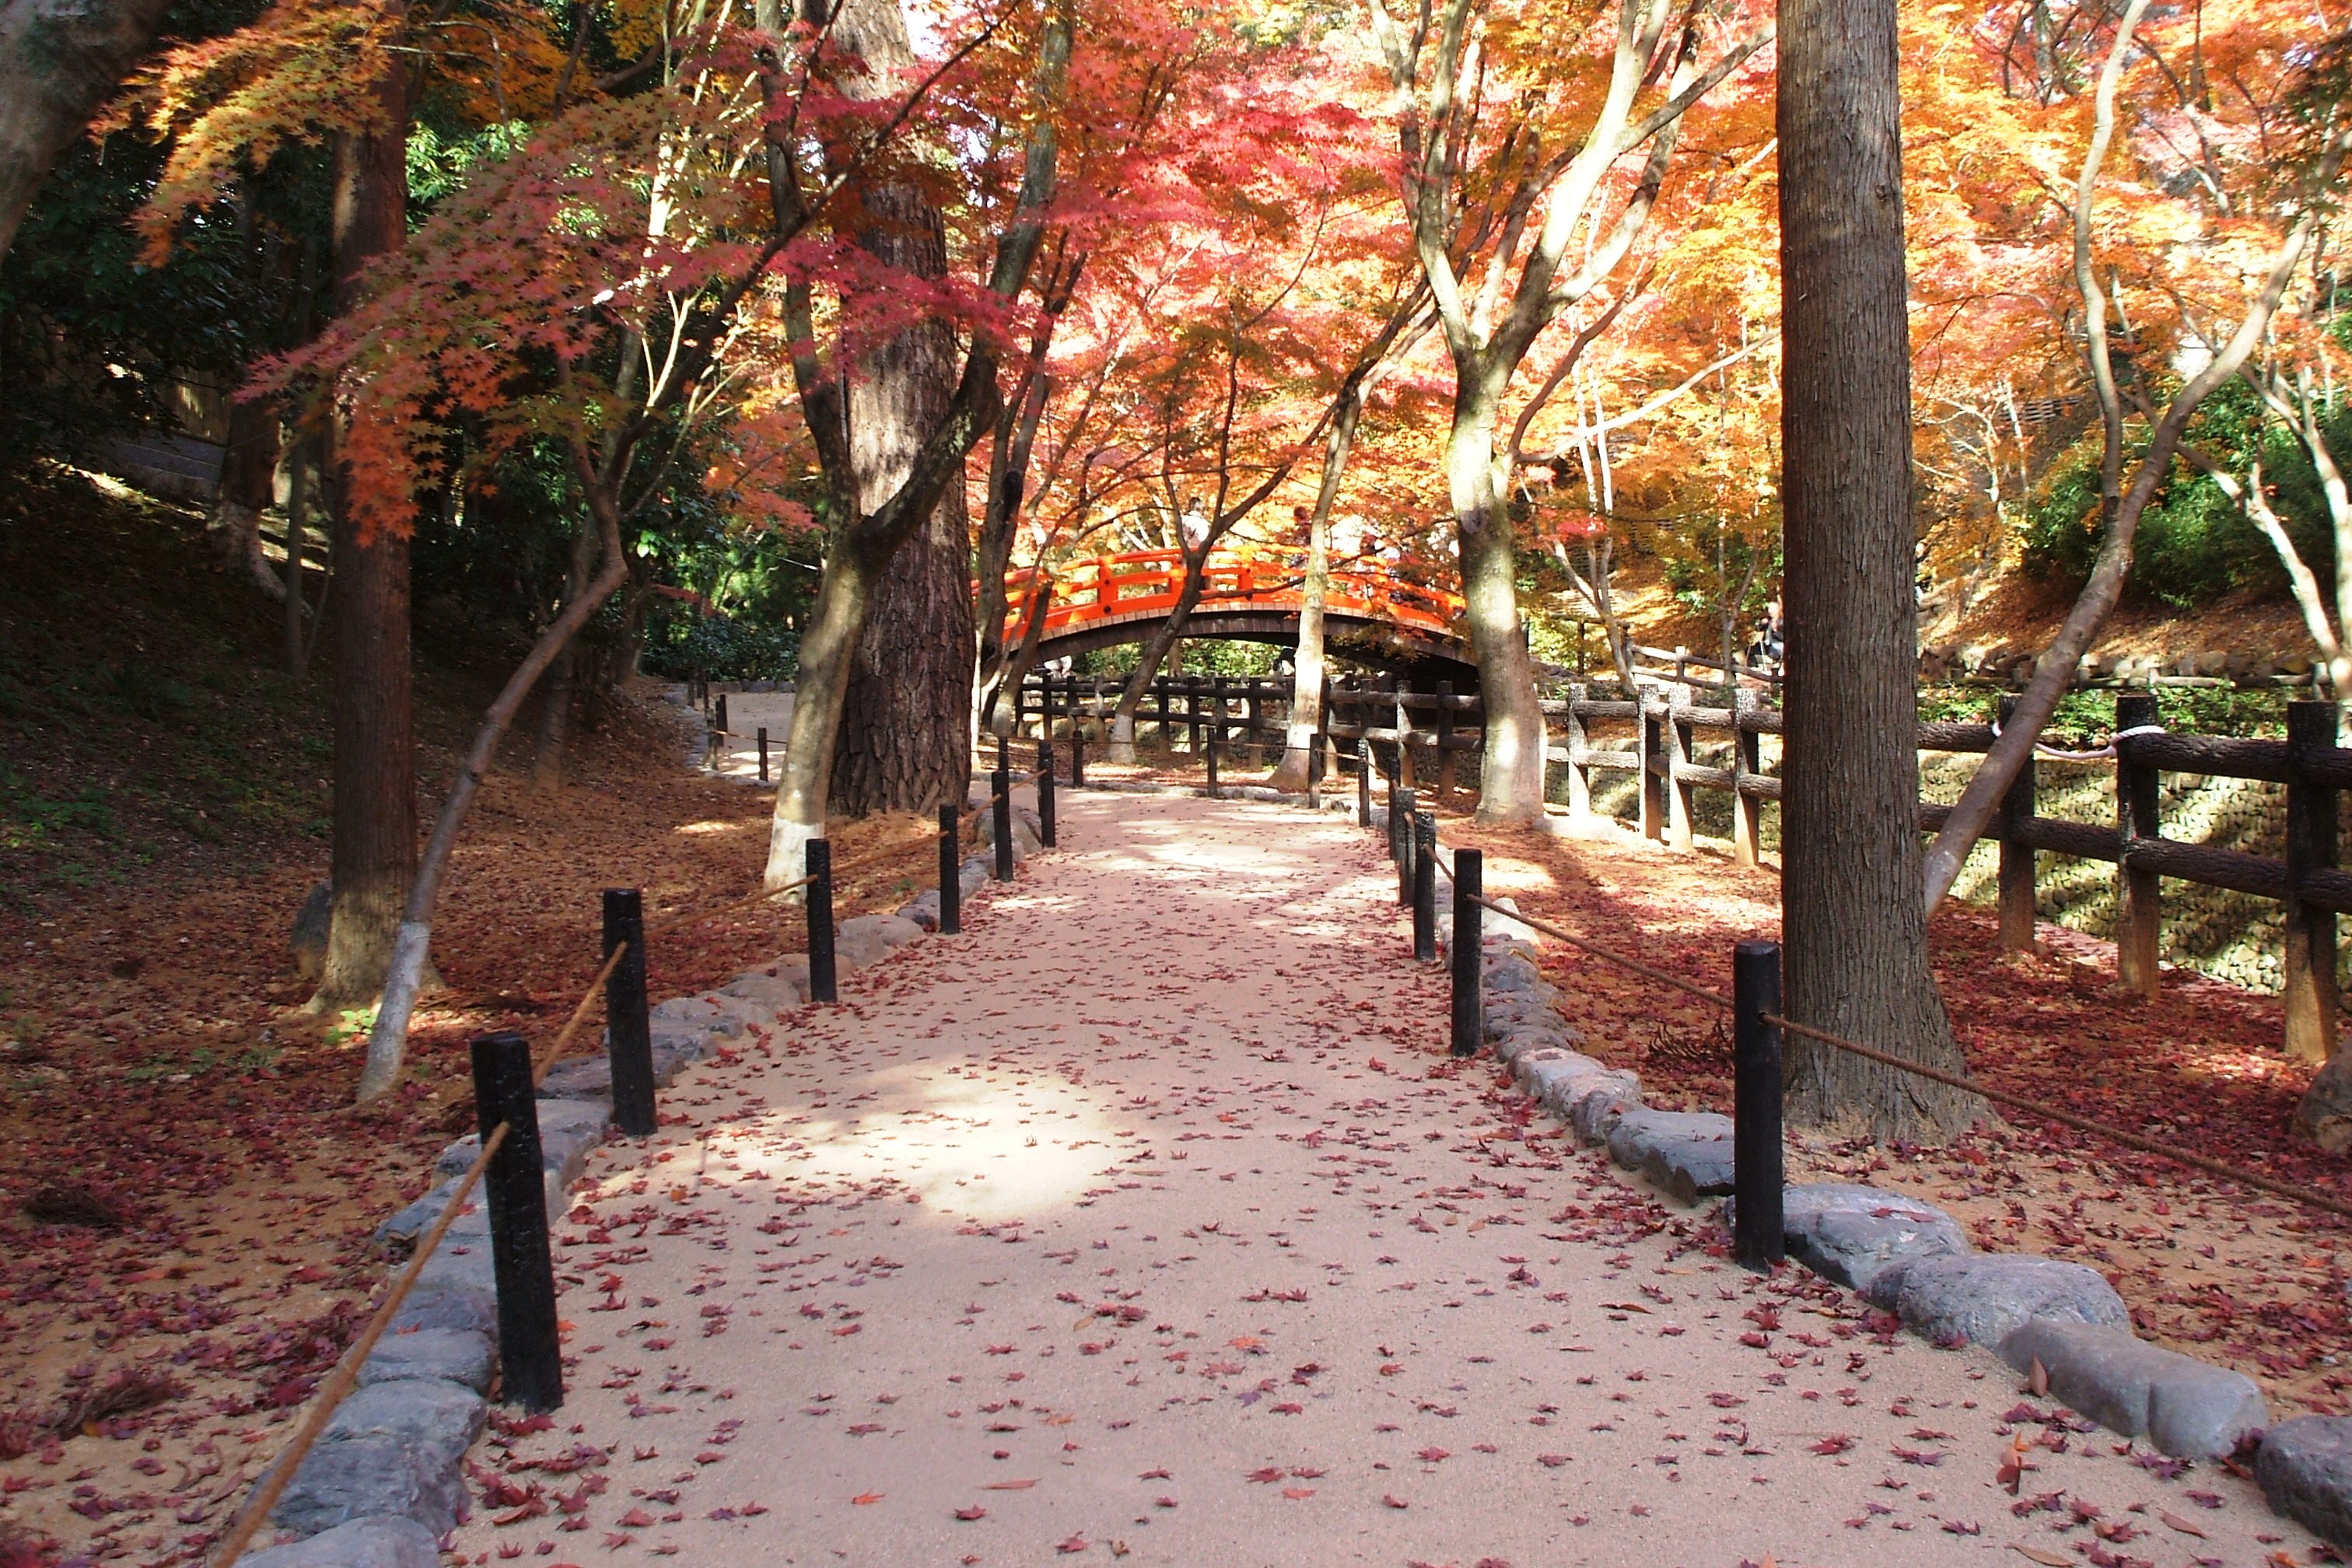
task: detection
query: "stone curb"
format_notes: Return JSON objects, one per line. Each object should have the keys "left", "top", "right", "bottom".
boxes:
{"left": 1451, "top": 856, "right": 2347, "bottom": 1544}
{"left": 237, "top": 791, "right": 1047, "bottom": 1563}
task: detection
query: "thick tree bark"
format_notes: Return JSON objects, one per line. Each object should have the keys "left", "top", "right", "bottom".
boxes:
{"left": 1445, "top": 379, "right": 1547, "bottom": 824}
{"left": 1776, "top": 0, "right": 1976, "bottom": 1139}
{"left": 309, "top": 26, "right": 415, "bottom": 1015}
{"left": 0, "top": 0, "right": 177, "bottom": 264}
{"left": 821, "top": 0, "right": 973, "bottom": 817}
{"left": 208, "top": 394, "right": 286, "bottom": 601}
{"left": 763, "top": 0, "right": 1070, "bottom": 884}
{"left": 531, "top": 516, "right": 600, "bottom": 789}
{"left": 1270, "top": 397, "right": 1367, "bottom": 789}
{"left": 282, "top": 433, "right": 316, "bottom": 676}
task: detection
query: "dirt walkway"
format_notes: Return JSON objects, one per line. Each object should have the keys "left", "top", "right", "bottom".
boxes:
{"left": 451, "top": 792, "right": 2322, "bottom": 1567}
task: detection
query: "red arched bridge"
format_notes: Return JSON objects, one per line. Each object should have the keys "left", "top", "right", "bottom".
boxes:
{"left": 1001, "top": 548, "right": 1475, "bottom": 677}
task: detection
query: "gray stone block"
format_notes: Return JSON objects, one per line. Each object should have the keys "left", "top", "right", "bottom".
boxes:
{"left": 359, "top": 1328, "right": 495, "bottom": 1394}
{"left": 385, "top": 1281, "right": 494, "bottom": 1338}
{"left": 1607, "top": 1107, "right": 1735, "bottom": 1203}
{"left": 537, "top": 1053, "right": 612, "bottom": 1101}
{"left": 269, "top": 1381, "right": 485, "bottom": 1537}
{"left": 434, "top": 1098, "right": 608, "bottom": 1188}
{"left": 326, "top": 1377, "right": 486, "bottom": 1458}
{"left": 1540, "top": 1066, "right": 1640, "bottom": 1123}
{"left": 2294, "top": 1052, "right": 2352, "bottom": 1154}
{"left": 1492, "top": 1021, "right": 1580, "bottom": 1065}
{"left": 722, "top": 970, "right": 801, "bottom": 1010}
{"left": 651, "top": 1024, "right": 712, "bottom": 1066}
{"left": 1769, "top": 1182, "right": 1970, "bottom": 1292}
{"left": 268, "top": 1433, "right": 459, "bottom": 1539}
{"left": 898, "top": 890, "right": 942, "bottom": 931}
{"left": 1570, "top": 1082, "right": 1640, "bottom": 1143}
{"left": 412, "top": 1238, "right": 495, "bottom": 1304}
{"left": 961, "top": 855, "right": 990, "bottom": 897}
{"left": 842, "top": 912, "right": 923, "bottom": 953}
{"left": 1998, "top": 1320, "right": 2266, "bottom": 1459}
{"left": 240, "top": 1514, "right": 440, "bottom": 1568}
{"left": 1866, "top": 1254, "right": 2129, "bottom": 1347}
{"left": 2256, "top": 1416, "right": 2352, "bottom": 1548}
{"left": 1486, "top": 951, "right": 1548, "bottom": 995}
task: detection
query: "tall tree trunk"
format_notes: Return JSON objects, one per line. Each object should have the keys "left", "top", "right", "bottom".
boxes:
{"left": 822, "top": 0, "right": 972, "bottom": 817}
{"left": 1271, "top": 390, "right": 1369, "bottom": 789}
{"left": 1777, "top": 0, "right": 1976, "bottom": 1138}
{"left": 309, "top": 21, "right": 415, "bottom": 1015}
{"left": 208, "top": 394, "right": 285, "bottom": 600}
{"left": 762, "top": 0, "right": 1070, "bottom": 884}
{"left": 356, "top": 472, "right": 628, "bottom": 1099}
{"left": 532, "top": 515, "right": 600, "bottom": 789}
{"left": 0, "top": 0, "right": 177, "bottom": 264}
{"left": 1445, "top": 375, "right": 1546, "bottom": 824}
{"left": 282, "top": 433, "right": 314, "bottom": 676}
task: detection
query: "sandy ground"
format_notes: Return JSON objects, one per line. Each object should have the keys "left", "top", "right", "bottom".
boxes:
{"left": 695, "top": 689, "right": 794, "bottom": 786}
{"left": 446, "top": 791, "right": 2327, "bottom": 1568}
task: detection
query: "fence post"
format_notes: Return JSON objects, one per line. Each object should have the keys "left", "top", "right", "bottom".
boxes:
{"left": 805, "top": 838, "right": 836, "bottom": 1004}
{"left": 714, "top": 692, "right": 729, "bottom": 745}
{"left": 1731, "top": 687, "right": 1762, "bottom": 867}
{"left": 1731, "top": 940, "right": 1784, "bottom": 1270}
{"left": 1205, "top": 697, "right": 1221, "bottom": 797}
{"left": 1071, "top": 725, "right": 1085, "bottom": 787}
{"left": 1639, "top": 684, "right": 1667, "bottom": 842}
{"left": 938, "top": 803, "right": 961, "bottom": 936}
{"left": 1450, "top": 849, "right": 1482, "bottom": 1058}
{"left": 1356, "top": 702, "right": 1373, "bottom": 827}
{"left": 1435, "top": 681, "right": 1456, "bottom": 807}
{"left": 1038, "top": 740, "right": 1056, "bottom": 847}
{"left": 757, "top": 726, "right": 769, "bottom": 784}
{"left": 1391, "top": 786, "right": 1416, "bottom": 901}
{"left": 1412, "top": 811, "right": 1437, "bottom": 961}
{"left": 1667, "top": 684, "right": 1695, "bottom": 852}
{"left": 1997, "top": 695, "right": 2038, "bottom": 952}
{"left": 1395, "top": 678, "right": 1415, "bottom": 790}
{"left": 2284, "top": 699, "right": 2340, "bottom": 1063}
{"left": 470, "top": 1031, "right": 563, "bottom": 1413}
{"left": 992, "top": 764, "right": 1014, "bottom": 880}
{"left": 1566, "top": 682, "right": 1591, "bottom": 820}
{"left": 601, "top": 890, "right": 655, "bottom": 1139}
{"left": 2113, "top": 691, "right": 2161, "bottom": 996}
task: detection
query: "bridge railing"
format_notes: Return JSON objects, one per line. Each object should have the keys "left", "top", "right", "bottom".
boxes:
{"left": 999, "top": 548, "right": 1467, "bottom": 646}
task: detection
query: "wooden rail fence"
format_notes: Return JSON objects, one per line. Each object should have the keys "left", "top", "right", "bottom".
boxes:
{"left": 1021, "top": 669, "right": 2347, "bottom": 1059}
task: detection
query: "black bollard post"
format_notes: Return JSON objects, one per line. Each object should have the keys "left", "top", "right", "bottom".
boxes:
{"left": 938, "top": 803, "right": 961, "bottom": 935}
{"left": 996, "top": 733, "right": 1009, "bottom": 779}
{"left": 601, "top": 890, "right": 655, "bottom": 1138}
{"left": 992, "top": 766, "right": 1013, "bottom": 881}
{"left": 471, "top": 1031, "right": 563, "bottom": 1412}
{"left": 1038, "top": 741, "right": 1056, "bottom": 848}
{"left": 1450, "top": 849, "right": 1482, "bottom": 1058}
{"left": 1412, "top": 811, "right": 1437, "bottom": 961}
{"left": 714, "top": 691, "right": 729, "bottom": 742}
{"left": 1393, "top": 787, "right": 1417, "bottom": 905}
{"left": 1071, "top": 729, "right": 1086, "bottom": 788}
{"left": 1205, "top": 724, "right": 1220, "bottom": 798}
{"left": 757, "top": 726, "right": 768, "bottom": 784}
{"left": 806, "top": 838, "right": 836, "bottom": 1004}
{"left": 1357, "top": 739, "right": 1372, "bottom": 827}
{"left": 1731, "top": 940, "right": 1785, "bottom": 1269}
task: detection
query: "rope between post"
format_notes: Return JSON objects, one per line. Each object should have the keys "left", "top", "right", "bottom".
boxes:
{"left": 1421, "top": 868, "right": 2350, "bottom": 1223}
{"left": 1762, "top": 1010, "right": 2352, "bottom": 1223}
{"left": 208, "top": 1120, "right": 514, "bottom": 1568}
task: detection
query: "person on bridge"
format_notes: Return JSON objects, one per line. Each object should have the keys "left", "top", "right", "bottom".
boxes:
{"left": 1179, "top": 495, "right": 1210, "bottom": 550}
